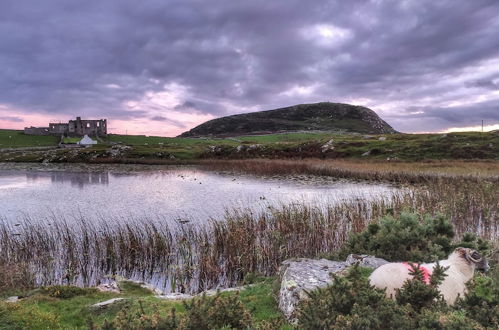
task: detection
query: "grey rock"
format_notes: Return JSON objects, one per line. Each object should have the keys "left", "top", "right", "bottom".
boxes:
{"left": 321, "top": 139, "right": 335, "bottom": 153}
{"left": 96, "top": 280, "right": 120, "bottom": 293}
{"left": 154, "top": 284, "right": 255, "bottom": 301}
{"left": 5, "top": 296, "right": 19, "bottom": 303}
{"left": 278, "top": 258, "right": 348, "bottom": 321}
{"left": 278, "top": 256, "right": 389, "bottom": 322}
{"left": 362, "top": 150, "right": 371, "bottom": 157}
{"left": 92, "top": 298, "right": 124, "bottom": 308}
{"left": 155, "top": 293, "right": 193, "bottom": 300}
{"left": 345, "top": 254, "right": 389, "bottom": 269}
{"left": 378, "top": 136, "right": 387, "bottom": 141}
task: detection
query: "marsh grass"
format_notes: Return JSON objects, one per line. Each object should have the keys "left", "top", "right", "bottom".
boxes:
{"left": 201, "top": 159, "right": 499, "bottom": 183}
{"left": 1, "top": 171, "right": 496, "bottom": 295}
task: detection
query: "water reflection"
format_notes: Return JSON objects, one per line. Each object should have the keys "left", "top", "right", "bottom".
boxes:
{"left": 26, "top": 172, "right": 110, "bottom": 188}
{"left": 0, "top": 165, "right": 399, "bottom": 225}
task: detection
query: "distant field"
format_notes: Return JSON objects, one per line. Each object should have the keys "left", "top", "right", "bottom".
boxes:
{"left": 0, "top": 129, "right": 59, "bottom": 148}
{"left": 107, "top": 134, "right": 224, "bottom": 146}
{"left": 1, "top": 130, "right": 498, "bottom": 161}
{"left": 62, "top": 137, "right": 81, "bottom": 144}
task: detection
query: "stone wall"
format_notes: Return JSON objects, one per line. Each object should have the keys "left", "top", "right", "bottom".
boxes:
{"left": 23, "top": 127, "right": 50, "bottom": 135}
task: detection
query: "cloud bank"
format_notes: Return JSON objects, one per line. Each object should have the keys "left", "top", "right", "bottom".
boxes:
{"left": 1, "top": 0, "right": 498, "bottom": 135}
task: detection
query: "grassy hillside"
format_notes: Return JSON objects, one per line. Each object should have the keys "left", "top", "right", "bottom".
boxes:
{"left": 0, "top": 129, "right": 59, "bottom": 148}
{"left": 179, "top": 102, "right": 397, "bottom": 137}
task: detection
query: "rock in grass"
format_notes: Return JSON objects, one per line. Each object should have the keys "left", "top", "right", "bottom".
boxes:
{"left": 278, "top": 258, "right": 348, "bottom": 321}
{"left": 155, "top": 293, "right": 194, "bottom": 300}
{"left": 91, "top": 298, "right": 124, "bottom": 308}
{"left": 154, "top": 285, "right": 255, "bottom": 301}
{"left": 5, "top": 296, "right": 19, "bottom": 303}
{"left": 96, "top": 280, "right": 120, "bottom": 293}
{"left": 345, "top": 254, "right": 389, "bottom": 269}
{"left": 278, "top": 255, "right": 388, "bottom": 321}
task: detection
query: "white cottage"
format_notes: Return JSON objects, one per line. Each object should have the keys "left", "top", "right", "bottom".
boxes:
{"left": 78, "top": 135, "right": 97, "bottom": 146}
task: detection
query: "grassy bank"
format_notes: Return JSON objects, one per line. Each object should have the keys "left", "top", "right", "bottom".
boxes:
{"left": 0, "top": 279, "right": 284, "bottom": 329}
{"left": 1, "top": 129, "right": 498, "bottom": 162}
{"left": 0, "top": 129, "right": 59, "bottom": 148}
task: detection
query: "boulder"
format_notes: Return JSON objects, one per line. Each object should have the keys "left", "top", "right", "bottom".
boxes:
{"left": 278, "top": 258, "right": 348, "bottom": 321}
{"left": 91, "top": 298, "right": 124, "bottom": 309}
{"left": 278, "top": 255, "right": 388, "bottom": 322}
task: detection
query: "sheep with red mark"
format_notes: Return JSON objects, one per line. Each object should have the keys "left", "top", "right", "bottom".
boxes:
{"left": 368, "top": 247, "right": 489, "bottom": 305}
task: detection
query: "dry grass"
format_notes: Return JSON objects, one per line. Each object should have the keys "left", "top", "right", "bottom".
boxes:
{"left": 201, "top": 159, "right": 499, "bottom": 182}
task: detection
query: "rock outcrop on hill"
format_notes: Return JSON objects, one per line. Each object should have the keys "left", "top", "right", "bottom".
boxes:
{"left": 179, "top": 102, "right": 396, "bottom": 137}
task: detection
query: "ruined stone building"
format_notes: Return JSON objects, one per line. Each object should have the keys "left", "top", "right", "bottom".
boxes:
{"left": 24, "top": 117, "right": 107, "bottom": 137}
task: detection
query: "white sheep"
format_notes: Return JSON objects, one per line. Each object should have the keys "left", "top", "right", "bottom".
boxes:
{"left": 369, "top": 247, "right": 489, "bottom": 305}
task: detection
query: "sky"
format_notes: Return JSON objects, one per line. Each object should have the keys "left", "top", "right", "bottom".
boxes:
{"left": 1, "top": 0, "right": 499, "bottom": 136}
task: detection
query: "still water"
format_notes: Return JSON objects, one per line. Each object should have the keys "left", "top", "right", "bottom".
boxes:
{"left": 0, "top": 163, "right": 397, "bottom": 225}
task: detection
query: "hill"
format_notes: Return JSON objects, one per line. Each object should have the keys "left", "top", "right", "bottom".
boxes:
{"left": 178, "top": 102, "right": 396, "bottom": 137}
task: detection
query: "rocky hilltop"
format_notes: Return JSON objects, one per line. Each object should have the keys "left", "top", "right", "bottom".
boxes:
{"left": 178, "top": 102, "right": 396, "bottom": 137}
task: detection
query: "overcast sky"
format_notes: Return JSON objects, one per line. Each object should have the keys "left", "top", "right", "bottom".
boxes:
{"left": 1, "top": 0, "right": 499, "bottom": 136}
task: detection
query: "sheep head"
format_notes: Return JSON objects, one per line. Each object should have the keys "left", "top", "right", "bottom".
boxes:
{"left": 456, "top": 247, "right": 489, "bottom": 272}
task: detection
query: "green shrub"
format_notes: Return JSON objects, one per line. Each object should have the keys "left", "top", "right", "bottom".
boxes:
{"left": 343, "top": 212, "right": 455, "bottom": 262}
{"left": 182, "top": 292, "right": 252, "bottom": 329}
{"left": 395, "top": 262, "right": 448, "bottom": 312}
{"left": 297, "top": 265, "right": 411, "bottom": 329}
{"left": 297, "top": 263, "right": 491, "bottom": 329}
{"left": 41, "top": 285, "right": 96, "bottom": 299}
{"left": 456, "top": 267, "right": 499, "bottom": 328}
{"left": 415, "top": 309, "right": 482, "bottom": 330}
{"left": 0, "top": 302, "right": 60, "bottom": 329}
{"left": 94, "top": 292, "right": 253, "bottom": 329}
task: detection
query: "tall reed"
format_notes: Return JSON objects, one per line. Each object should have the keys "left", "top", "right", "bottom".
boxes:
{"left": 1, "top": 177, "right": 496, "bottom": 294}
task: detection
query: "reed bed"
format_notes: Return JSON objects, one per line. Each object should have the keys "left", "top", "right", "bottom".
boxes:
{"left": 1, "top": 174, "right": 496, "bottom": 294}
{"left": 201, "top": 159, "right": 499, "bottom": 184}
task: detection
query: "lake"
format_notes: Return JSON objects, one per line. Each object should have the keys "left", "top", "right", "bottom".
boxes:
{"left": 0, "top": 163, "right": 397, "bottom": 225}
{"left": 0, "top": 163, "right": 401, "bottom": 292}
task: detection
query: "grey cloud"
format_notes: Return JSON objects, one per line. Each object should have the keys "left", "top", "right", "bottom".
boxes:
{"left": 468, "top": 79, "right": 499, "bottom": 90}
{"left": 0, "top": 116, "right": 23, "bottom": 122}
{"left": 150, "top": 115, "right": 187, "bottom": 128}
{"left": 386, "top": 99, "right": 499, "bottom": 131}
{"left": 174, "top": 101, "right": 197, "bottom": 111}
{"left": 1, "top": 0, "right": 499, "bottom": 132}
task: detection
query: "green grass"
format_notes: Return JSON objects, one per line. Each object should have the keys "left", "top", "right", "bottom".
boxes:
{"left": 62, "top": 137, "right": 81, "bottom": 144}
{"left": 0, "top": 129, "right": 59, "bottom": 148}
{"left": 236, "top": 132, "right": 332, "bottom": 143}
{"left": 2, "top": 130, "right": 498, "bottom": 161}
{"left": 107, "top": 134, "right": 227, "bottom": 147}
{"left": 0, "top": 280, "right": 286, "bottom": 329}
